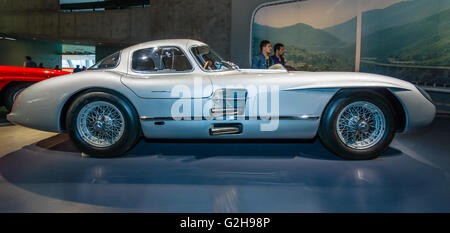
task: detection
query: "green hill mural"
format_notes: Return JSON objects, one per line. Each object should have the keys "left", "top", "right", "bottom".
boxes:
{"left": 252, "top": 0, "right": 450, "bottom": 83}
{"left": 252, "top": 23, "right": 354, "bottom": 71}
{"left": 324, "top": 0, "right": 450, "bottom": 43}
{"left": 253, "top": 23, "right": 346, "bottom": 52}
{"left": 361, "top": 7, "right": 450, "bottom": 65}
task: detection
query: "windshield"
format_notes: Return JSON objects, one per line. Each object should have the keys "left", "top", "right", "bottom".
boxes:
{"left": 89, "top": 51, "right": 120, "bottom": 70}
{"left": 191, "top": 46, "right": 234, "bottom": 71}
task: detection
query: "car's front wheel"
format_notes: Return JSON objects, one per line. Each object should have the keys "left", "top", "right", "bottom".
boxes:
{"left": 318, "top": 90, "right": 395, "bottom": 160}
{"left": 66, "top": 92, "right": 141, "bottom": 158}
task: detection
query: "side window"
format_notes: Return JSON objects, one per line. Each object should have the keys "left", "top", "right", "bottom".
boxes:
{"left": 160, "top": 47, "right": 192, "bottom": 71}
{"left": 131, "top": 47, "right": 192, "bottom": 73}
{"left": 132, "top": 48, "right": 157, "bottom": 71}
{"left": 89, "top": 52, "right": 120, "bottom": 70}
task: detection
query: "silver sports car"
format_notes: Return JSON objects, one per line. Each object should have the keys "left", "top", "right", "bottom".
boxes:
{"left": 7, "top": 39, "right": 436, "bottom": 160}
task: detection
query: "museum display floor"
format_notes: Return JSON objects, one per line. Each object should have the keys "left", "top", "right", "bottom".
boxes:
{"left": 0, "top": 115, "right": 449, "bottom": 213}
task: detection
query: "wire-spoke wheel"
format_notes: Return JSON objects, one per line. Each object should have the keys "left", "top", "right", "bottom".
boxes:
{"left": 76, "top": 101, "right": 125, "bottom": 148}
{"left": 318, "top": 90, "right": 395, "bottom": 160}
{"left": 336, "top": 101, "right": 386, "bottom": 150}
{"left": 67, "top": 91, "right": 141, "bottom": 158}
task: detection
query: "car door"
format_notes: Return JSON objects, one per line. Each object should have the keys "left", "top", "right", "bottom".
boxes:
{"left": 121, "top": 46, "right": 213, "bottom": 99}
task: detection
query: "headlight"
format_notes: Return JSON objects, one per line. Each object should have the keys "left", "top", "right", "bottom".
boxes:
{"left": 416, "top": 86, "right": 434, "bottom": 104}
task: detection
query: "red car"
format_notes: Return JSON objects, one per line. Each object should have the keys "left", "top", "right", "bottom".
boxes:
{"left": 0, "top": 66, "right": 71, "bottom": 112}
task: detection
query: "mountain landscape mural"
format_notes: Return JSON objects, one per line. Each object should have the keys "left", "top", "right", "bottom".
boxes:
{"left": 252, "top": 23, "right": 355, "bottom": 71}
{"left": 252, "top": 0, "right": 450, "bottom": 84}
{"left": 324, "top": 0, "right": 450, "bottom": 43}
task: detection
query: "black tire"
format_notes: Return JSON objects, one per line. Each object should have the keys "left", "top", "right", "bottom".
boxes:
{"left": 2, "top": 82, "right": 33, "bottom": 112}
{"left": 318, "top": 90, "right": 395, "bottom": 160}
{"left": 66, "top": 92, "right": 141, "bottom": 158}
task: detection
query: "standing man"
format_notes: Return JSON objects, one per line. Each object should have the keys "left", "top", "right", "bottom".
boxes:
{"left": 271, "top": 43, "right": 286, "bottom": 67}
{"left": 252, "top": 40, "right": 273, "bottom": 69}
{"left": 23, "top": 56, "right": 37, "bottom": 68}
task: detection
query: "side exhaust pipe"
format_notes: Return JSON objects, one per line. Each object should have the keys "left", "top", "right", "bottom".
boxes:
{"left": 210, "top": 123, "right": 243, "bottom": 136}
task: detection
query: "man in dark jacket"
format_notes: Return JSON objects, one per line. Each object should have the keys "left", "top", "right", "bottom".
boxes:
{"left": 271, "top": 43, "right": 286, "bottom": 67}
{"left": 252, "top": 40, "right": 274, "bottom": 69}
{"left": 23, "top": 56, "right": 37, "bottom": 68}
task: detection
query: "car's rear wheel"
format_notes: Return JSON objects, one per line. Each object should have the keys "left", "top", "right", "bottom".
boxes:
{"left": 66, "top": 92, "right": 140, "bottom": 158}
{"left": 318, "top": 90, "right": 395, "bottom": 160}
{"left": 3, "top": 82, "right": 33, "bottom": 112}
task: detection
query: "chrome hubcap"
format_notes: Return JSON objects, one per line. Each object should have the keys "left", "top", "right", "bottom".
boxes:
{"left": 76, "top": 101, "right": 125, "bottom": 148}
{"left": 358, "top": 121, "right": 369, "bottom": 132}
{"left": 336, "top": 101, "right": 386, "bottom": 150}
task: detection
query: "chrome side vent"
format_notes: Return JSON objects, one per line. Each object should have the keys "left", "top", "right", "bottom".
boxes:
{"left": 211, "top": 89, "right": 247, "bottom": 119}
{"left": 210, "top": 123, "right": 243, "bottom": 136}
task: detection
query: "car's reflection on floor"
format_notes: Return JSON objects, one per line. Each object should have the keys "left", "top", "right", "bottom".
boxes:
{"left": 0, "top": 116, "right": 449, "bottom": 212}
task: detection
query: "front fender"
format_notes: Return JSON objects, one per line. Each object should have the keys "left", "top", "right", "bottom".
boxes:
{"left": 388, "top": 87, "right": 436, "bottom": 133}
{"left": 7, "top": 71, "right": 140, "bottom": 133}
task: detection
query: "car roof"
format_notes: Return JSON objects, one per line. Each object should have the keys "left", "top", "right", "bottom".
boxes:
{"left": 123, "top": 39, "right": 207, "bottom": 53}
{"left": 112, "top": 39, "right": 208, "bottom": 73}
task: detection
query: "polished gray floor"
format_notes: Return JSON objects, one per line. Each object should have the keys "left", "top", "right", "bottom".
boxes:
{"left": 0, "top": 115, "right": 449, "bottom": 213}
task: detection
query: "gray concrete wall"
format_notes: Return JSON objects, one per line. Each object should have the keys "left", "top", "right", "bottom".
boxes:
{"left": 0, "top": 0, "right": 232, "bottom": 59}
{"left": 0, "top": 7, "right": 153, "bottom": 46}
{"left": 95, "top": 45, "right": 124, "bottom": 61}
{"left": 0, "top": 0, "right": 59, "bottom": 12}
{"left": 0, "top": 38, "right": 62, "bottom": 68}
{"left": 149, "top": 0, "right": 231, "bottom": 59}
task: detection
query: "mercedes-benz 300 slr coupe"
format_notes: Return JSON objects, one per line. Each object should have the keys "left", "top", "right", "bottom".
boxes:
{"left": 7, "top": 39, "right": 436, "bottom": 160}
